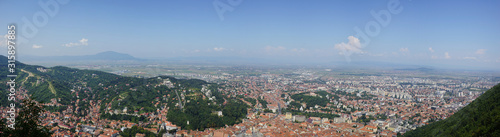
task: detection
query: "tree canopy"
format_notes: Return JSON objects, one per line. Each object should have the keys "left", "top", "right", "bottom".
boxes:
{"left": 0, "top": 96, "right": 52, "bottom": 137}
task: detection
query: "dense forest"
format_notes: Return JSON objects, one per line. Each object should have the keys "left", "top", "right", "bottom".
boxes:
{"left": 258, "top": 98, "right": 268, "bottom": 108}
{"left": 403, "top": 83, "right": 500, "bottom": 137}
{"left": 120, "top": 125, "right": 156, "bottom": 137}
{"left": 291, "top": 92, "right": 330, "bottom": 108}
{"left": 244, "top": 97, "right": 257, "bottom": 106}
{"left": 166, "top": 93, "right": 248, "bottom": 131}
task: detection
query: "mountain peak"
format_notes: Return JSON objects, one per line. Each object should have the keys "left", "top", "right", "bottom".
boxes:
{"left": 92, "top": 51, "right": 137, "bottom": 60}
{"left": 95, "top": 51, "right": 125, "bottom": 55}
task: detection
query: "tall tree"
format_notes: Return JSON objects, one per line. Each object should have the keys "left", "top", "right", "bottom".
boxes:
{"left": 2, "top": 96, "right": 52, "bottom": 137}
{"left": 0, "top": 118, "right": 6, "bottom": 136}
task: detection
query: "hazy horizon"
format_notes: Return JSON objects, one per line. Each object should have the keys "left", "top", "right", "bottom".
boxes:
{"left": 1, "top": 0, "right": 499, "bottom": 70}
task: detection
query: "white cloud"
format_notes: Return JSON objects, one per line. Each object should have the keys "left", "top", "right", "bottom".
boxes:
{"left": 399, "top": 48, "right": 409, "bottom": 52}
{"left": 63, "top": 38, "right": 88, "bottom": 47}
{"left": 475, "top": 49, "right": 486, "bottom": 55}
{"left": 428, "top": 47, "right": 434, "bottom": 52}
{"left": 80, "top": 38, "right": 88, "bottom": 45}
{"left": 463, "top": 57, "right": 476, "bottom": 60}
{"left": 213, "top": 47, "right": 226, "bottom": 51}
{"left": 445, "top": 52, "right": 451, "bottom": 59}
{"left": 0, "top": 34, "right": 8, "bottom": 47}
{"left": 334, "top": 36, "right": 362, "bottom": 54}
{"left": 265, "top": 46, "right": 286, "bottom": 52}
{"left": 32, "top": 44, "right": 43, "bottom": 49}
{"left": 290, "top": 48, "right": 306, "bottom": 52}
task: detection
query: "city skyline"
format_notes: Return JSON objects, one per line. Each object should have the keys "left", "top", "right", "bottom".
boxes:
{"left": 0, "top": 0, "right": 499, "bottom": 70}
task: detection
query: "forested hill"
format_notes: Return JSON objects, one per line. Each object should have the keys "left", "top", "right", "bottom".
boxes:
{"left": 0, "top": 55, "right": 200, "bottom": 108}
{"left": 0, "top": 55, "right": 249, "bottom": 130}
{"left": 1, "top": 55, "right": 139, "bottom": 106}
{"left": 403, "top": 83, "right": 500, "bottom": 137}
{"left": 0, "top": 55, "right": 209, "bottom": 109}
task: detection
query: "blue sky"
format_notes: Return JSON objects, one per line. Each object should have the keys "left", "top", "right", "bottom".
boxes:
{"left": 0, "top": 0, "right": 499, "bottom": 70}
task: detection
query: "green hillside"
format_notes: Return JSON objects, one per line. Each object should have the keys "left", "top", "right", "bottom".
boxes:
{"left": 1, "top": 55, "right": 196, "bottom": 111}
{"left": 0, "top": 55, "right": 248, "bottom": 130}
{"left": 403, "top": 83, "right": 500, "bottom": 137}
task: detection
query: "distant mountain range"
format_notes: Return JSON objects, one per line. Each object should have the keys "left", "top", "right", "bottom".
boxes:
{"left": 15, "top": 51, "right": 494, "bottom": 72}
{"left": 19, "top": 51, "right": 143, "bottom": 62}
{"left": 404, "top": 83, "right": 500, "bottom": 136}
{"left": 395, "top": 67, "right": 435, "bottom": 72}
